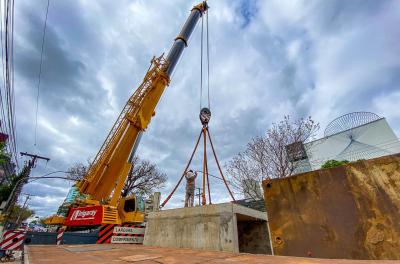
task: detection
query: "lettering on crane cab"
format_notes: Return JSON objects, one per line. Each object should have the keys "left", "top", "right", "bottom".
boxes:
{"left": 65, "top": 206, "right": 103, "bottom": 226}
{"left": 71, "top": 209, "right": 97, "bottom": 220}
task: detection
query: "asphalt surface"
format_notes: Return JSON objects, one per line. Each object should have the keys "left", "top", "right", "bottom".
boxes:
{"left": 25, "top": 244, "right": 400, "bottom": 264}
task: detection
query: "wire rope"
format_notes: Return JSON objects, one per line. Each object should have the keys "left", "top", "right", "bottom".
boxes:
{"left": 206, "top": 10, "right": 210, "bottom": 110}
{"left": 199, "top": 15, "right": 204, "bottom": 111}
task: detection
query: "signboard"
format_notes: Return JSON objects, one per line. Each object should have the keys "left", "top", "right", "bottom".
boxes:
{"left": 108, "top": 225, "right": 145, "bottom": 244}
{"left": 65, "top": 206, "right": 103, "bottom": 226}
{"left": 113, "top": 226, "right": 145, "bottom": 235}
{"left": 111, "top": 236, "right": 144, "bottom": 244}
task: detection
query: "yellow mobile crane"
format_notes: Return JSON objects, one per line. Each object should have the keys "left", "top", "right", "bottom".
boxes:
{"left": 46, "top": 2, "right": 208, "bottom": 227}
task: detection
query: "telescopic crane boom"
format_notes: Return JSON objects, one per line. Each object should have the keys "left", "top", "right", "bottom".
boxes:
{"left": 78, "top": 1, "right": 208, "bottom": 205}
{"left": 45, "top": 2, "right": 209, "bottom": 226}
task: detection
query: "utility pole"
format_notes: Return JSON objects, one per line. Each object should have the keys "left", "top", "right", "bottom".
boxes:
{"left": 15, "top": 193, "right": 35, "bottom": 228}
{"left": 2, "top": 153, "right": 50, "bottom": 219}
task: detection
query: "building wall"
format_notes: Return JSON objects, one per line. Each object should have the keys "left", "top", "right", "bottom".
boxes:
{"left": 296, "top": 118, "right": 400, "bottom": 172}
{"left": 263, "top": 153, "right": 400, "bottom": 260}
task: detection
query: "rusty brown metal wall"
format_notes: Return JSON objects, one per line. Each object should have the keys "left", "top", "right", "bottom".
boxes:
{"left": 262, "top": 153, "right": 400, "bottom": 260}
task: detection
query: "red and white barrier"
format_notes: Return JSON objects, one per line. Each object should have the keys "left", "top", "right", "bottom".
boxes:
{"left": 0, "top": 229, "right": 25, "bottom": 250}
{"left": 57, "top": 228, "right": 65, "bottom": 245}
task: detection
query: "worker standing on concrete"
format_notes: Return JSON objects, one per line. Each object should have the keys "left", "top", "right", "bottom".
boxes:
{"left": 184, "top": 169, "right": 197, "bottom": 207}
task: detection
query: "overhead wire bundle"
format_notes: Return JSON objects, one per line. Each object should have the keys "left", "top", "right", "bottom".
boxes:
{"left": 0, "top": 0, "right": 18, "bottom": 168}
{"left": 0, "top": 0, "right": 50, "bottom": 171}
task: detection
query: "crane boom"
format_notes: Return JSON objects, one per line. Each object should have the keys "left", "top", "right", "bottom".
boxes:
{"left": 77, "top": 2, "right": 208, "bottom": 206}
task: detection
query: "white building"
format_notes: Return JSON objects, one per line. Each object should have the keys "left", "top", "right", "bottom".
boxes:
{"left": 291, "top": 112, "right": 400, "bottom": 173}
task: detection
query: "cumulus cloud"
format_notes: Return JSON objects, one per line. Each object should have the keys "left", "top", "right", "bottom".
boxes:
{"left": 9, "top": 0, "right": 400, "bottom": 215}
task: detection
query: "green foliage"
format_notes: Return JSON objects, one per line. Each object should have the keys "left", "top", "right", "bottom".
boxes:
{"left": 321, "top": 159, "right": 350, "bottom": 169}
{"left": 0, "top": 184, "right": 13, "bottom": 203}
{"left": 0, "top": 173, "right": 24, "bottom": 203}
{"left": 0, "top": 141, "right": 10, "bottom": 165}
{"left": 7, "top": 204, "right": 34, "bottom": 223}
{"left": 0, "top": 141, "right": 15, "bottom": 202}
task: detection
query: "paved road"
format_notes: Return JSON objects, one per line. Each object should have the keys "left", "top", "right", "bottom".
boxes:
{"left": 26, "top": 244, "right": 400, "bottom": 264}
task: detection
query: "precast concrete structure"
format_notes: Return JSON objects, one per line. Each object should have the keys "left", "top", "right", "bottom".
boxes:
{"left": 144, "top": 203, "right": 272, "bottom": 254}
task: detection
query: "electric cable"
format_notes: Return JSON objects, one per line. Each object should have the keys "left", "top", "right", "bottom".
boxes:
{"left": 0, "top": 0, "right": 18, "bottom": 168}
{"left": 34, "top": 0, "right": 51, "bottom": 147}
{"left": 0, "top": 4, "right": 7, "bottom": 136}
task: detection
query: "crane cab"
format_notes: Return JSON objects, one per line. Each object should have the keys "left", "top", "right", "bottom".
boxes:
{"left": 118, "top": 195, "right": 145, "bottom": 223}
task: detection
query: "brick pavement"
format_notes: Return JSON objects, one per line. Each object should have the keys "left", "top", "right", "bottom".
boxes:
{"left": 25, "top": 244, "right": 400, "bottom": 264}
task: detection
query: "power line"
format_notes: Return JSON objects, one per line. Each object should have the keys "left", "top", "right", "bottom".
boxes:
{"left": 34, "top": 0, "right": 51, "bottom": 146}
{"left": 0, "top": 2, "right": 8, "bottom": 135}
{"left": 0, "top": 0, "right": 19, "bottom": 168}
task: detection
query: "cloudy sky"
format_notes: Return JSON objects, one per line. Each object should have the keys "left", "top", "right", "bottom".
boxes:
{"left": 10, "top": 0, "right": 400, "bottom": 216}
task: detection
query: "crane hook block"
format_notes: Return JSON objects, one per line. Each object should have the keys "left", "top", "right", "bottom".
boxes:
{"left": 199, "top": 107, "right": 211, "bottom": 125}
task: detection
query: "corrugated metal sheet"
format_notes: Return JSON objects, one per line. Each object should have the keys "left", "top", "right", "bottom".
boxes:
{"left": 263, "top": 153, "right": 400, "bottom": 260}
{"left": 25, "top": 231, "right": 99, "bottom": 245}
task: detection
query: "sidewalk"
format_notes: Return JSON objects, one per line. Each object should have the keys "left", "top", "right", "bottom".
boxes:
{"left": 25, "top": 244, "right": 400, "bottom": 264}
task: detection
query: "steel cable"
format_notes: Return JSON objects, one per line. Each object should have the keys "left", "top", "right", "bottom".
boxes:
{"left": 206, "top": 10, "right": 210, "bottom": 110}
{"left": 200, "top": 15, "right": 203, "bottom": 111}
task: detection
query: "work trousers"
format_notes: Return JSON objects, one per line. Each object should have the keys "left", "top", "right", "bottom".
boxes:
{"left": 185, "top": 188, "right": 195, "bottom": 207}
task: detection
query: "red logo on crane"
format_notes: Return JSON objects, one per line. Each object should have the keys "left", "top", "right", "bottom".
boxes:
{"left": 66, "top": 206, "right": 103, "bottom": 226}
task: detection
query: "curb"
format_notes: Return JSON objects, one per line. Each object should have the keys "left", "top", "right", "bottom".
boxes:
{"left": 23, "top": 245, "right": 29, "bottom": 264}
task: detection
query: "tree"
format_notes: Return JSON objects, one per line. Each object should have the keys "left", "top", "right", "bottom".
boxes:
{"left": 0, "top": 141, "right": 10, "bottom": 165}
{"left": 0, "top": 173, "right": 25, "bottom": 203}
{"left": 226, "top": 116, "right": 319, "bottom": 200}
{"left": 122, "top": 156, "right": 167, "bottom": 197}
{"left": 321, "top": 159, "right": 349, "bottom": 169}
{"left": 66, "top": 161, "right": 89, "bottom": 181}
{"left": 66, "top": 157, "right": 167, "bottom": 197}
{"left": 7, "top": 204, "right": 34, "bottom": 223}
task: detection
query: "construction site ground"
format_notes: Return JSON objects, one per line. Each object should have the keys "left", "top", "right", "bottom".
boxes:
{"left": 25, "top": 244, "right": 400, "bottom": 264}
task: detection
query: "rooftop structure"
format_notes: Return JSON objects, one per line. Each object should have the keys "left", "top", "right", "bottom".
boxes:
{"left": 290, "top": 112, "right": 400, "bottom": 173}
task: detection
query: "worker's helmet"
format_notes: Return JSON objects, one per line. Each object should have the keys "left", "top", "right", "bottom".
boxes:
{"left": 188, "top": 169, "right": 193, "bottom": 172}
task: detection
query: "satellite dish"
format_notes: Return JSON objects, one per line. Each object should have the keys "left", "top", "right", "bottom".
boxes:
{"left": 323, "top": 112, "right": 388, "bottom": 161}
{"left": 324, "top": 112, "right": 381, "bottom": 137}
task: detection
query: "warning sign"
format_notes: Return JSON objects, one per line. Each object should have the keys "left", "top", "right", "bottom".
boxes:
{"left": 111, "top": 236, "right": 144, "bottom": 244}
{"left": 113, "top": 226, "right": 145, "bottom": 235}
{"left": 98, "top": 224, "right": 145, "bottom": 244}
